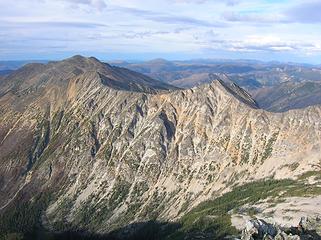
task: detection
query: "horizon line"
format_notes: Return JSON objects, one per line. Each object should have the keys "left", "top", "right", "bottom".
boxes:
{"left": 0, "top": 55, "right": 319, "bottom": 66}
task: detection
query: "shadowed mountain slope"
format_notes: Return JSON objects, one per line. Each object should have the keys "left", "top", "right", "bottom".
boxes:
{"left": 252, "top": 81, "right": 321, "bottom": 112}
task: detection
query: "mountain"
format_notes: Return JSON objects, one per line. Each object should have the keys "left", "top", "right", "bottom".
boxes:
{"left": 170, "top": 72, "right": 213, "bottom": 88}
{"left": 0, "top": 60, "right": 48, "bottom": 71}
{"left": 0, "top": 55, "right": 177, "bottom": 97}
{"left": 251, "top": 81, "right": 321, "bottom": 112}
{"left": 0, "top": 70, "right": 14, "bottom": 76}
{"left": 113, "top": 59, "right": 321, "bottom": 112}
{"left": 114, "top": 58, "right": 177, "bottom": 75}
{"left": 1, "top": 56, "right": 321, "bottom": 240}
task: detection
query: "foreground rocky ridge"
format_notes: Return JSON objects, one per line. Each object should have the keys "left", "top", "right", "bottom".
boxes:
{"left": 0, "top": 56, "right": 321, "bottom": 238}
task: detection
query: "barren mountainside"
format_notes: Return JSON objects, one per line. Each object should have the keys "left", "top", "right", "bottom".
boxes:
{"left": 0, "top": 56, "right": 321, "bottom": 239}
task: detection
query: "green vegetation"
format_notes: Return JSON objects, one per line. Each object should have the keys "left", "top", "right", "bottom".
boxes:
{"left": 240, "top": 135, "right": 252, "bottom": 165}
{"left": 26, "top": 118, "right": 51, "bottom": 172}
{"left": 283, "top": 162, "right": 300, "bottom": 171}
{"left": 290, "top": 162, "right": 300, "bottom": 171}
{"left": 50, "top": 197, "right": 74, "bottom": 231}
{"left": 51, "top": 110, "right": 64, "bottom": 131}
{"left": 104, "top": 145, "right": 112, "bottom": 161}
{"left": 162, "top": 175, "right": 321, "bottom": 240}
{"left": 73, "top": 179, "right": 131, "bottom": 230}
{"left": 140, "top": 190, "right": 167, "bottom": 220}
{"left": 168, "top": 179, "right": 292, "bottom": 239}
{"left": 298, "top": 170, "right": 321, "bottom": 180}
{"left": 0, "top": 192, "right": 52, "bottom": 240}
{"left": 0, "top": 233, "right": 24, "bottom": 240}
{"left": 1, "top": 171, "right": 321, "bottom": 240}
{"left": 261, "top": 132, "right": 279, "bottom": 162}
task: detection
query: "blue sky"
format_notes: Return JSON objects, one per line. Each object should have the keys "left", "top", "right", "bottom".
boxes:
{"left": 1, "top": 0, "right": 321, "bottom": 63}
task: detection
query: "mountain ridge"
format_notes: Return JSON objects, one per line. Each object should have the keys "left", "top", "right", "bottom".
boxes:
{"left": 0, "top": 56, "right": 321, "bottom": 239}
{"left": 0, "top": 55, "right": 178, "bottom": 97}
{"left": 111, "top": 59, "right": 321, "bottom": 112}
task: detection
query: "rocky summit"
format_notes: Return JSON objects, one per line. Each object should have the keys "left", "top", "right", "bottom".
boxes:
{"left": 0, "top": 56, "right": 321, "bottom": 240}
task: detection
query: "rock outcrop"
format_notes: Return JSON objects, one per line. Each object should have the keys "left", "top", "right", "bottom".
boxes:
{"left": 240, "top": 217, "right": 321, "bottom": 240}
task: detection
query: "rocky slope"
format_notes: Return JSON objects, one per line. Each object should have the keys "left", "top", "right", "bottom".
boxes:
{"left": 0, "top": 56, "right": 321, "bottom": 239}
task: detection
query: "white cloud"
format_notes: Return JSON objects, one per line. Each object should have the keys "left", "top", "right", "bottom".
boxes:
{"left": 54, "top": 0, "right": 107, "bottom": 10}
{"left": 0, "top": 0, "right": 321, "bottom": 62}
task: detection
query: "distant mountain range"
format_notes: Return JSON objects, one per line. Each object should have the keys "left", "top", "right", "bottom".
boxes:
{"left": 111, "top": 59, "right": 321, "bottom": 112}
{"left": 0, "top": 70, "right": 14, "bottom": 76}
{"left": 0, "top": 60, "right": 48, "bottom": 71}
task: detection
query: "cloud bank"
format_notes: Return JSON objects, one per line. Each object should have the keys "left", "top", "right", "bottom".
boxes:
{"left": 0, "top": 0, "right": 321, "bottom": 63}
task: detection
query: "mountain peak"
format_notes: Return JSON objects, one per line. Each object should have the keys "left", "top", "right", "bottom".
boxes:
{"left": 148, "top": 58, "right": 171, "bottom": 64}
{"left": 62, "top": 55, "right": 106, "bottom": 68}
{"left": 1, "top": 55, "right": 178, "bottom": 99}
{"left": 69, "top": 54, "right": 86, "bottom": 60}
{"left": 208, "top": 73, "right": 259, "bottom": 109}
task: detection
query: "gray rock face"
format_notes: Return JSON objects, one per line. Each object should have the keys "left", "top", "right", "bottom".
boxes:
{"left": 240, "top": 217, "right": 321, "bottom": 240}
{"left": 241, "top": 219, "right": 278, "bottom": 239}
{"left": 299, "top": 217, "right": 321, "bottom": 237}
